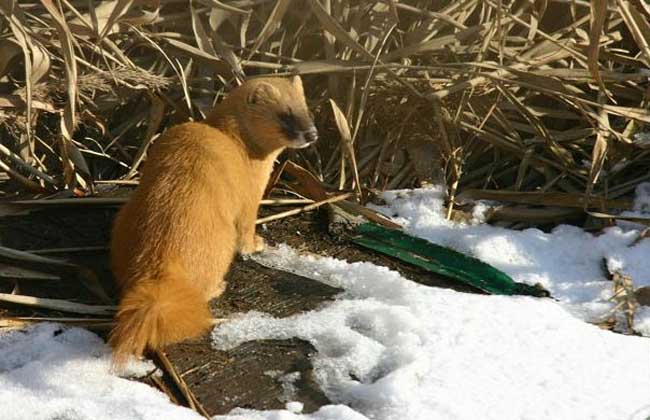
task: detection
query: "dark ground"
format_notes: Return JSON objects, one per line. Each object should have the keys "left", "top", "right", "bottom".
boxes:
{"left": 0, "top": 193, "right": 480, "bottom": 416}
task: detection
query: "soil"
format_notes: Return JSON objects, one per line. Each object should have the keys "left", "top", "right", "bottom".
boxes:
{"left": 0, "top": 194, "right": 481, "bottom": 416}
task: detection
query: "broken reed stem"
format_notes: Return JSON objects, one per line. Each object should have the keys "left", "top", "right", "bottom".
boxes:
{"left": 0, "top": 159, "right": 46, "bottom": 193}
{"left": 256, "top": 193, "right": 353, "bottom": 224}
{"left": 154, "top": 350, "right": 211, "bottom": 419}
{"left": 610, "top": 272, "right": 638, "bottom": 333}
{"left": 0, "top": 316, "right": 114, "bottom": 329}
{"left": 10, "top": 197, "right": 128, "bottom": 206}
{"left": 264, "top": 158, "right": 288, "bottom": 198}
{"left": 30, "top": 245, "right": 109, "bottom": 254}
{"left": 0, "top": 292, "right": 116, "bottom": 315}
{"left": 154, "top": 350, "right": 197, "bottom": 411}
{"left": 0, "top": 143, "right": 57, "bottom": 186}
{"left": 7, "top": 197, "right": 313, "bottom": 208}
{"left": 94, "top": 180, "right": 140, "bottom": 185}
{"left": 261, "top": 198, "right": 315, "bottom": 206}
{"left": 0, "top": 317, "right": 226, "bottom": 335}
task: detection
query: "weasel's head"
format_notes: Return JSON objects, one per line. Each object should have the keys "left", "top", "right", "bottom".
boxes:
{"left": 235, "top": 76, "right": 318, "bottom": 153}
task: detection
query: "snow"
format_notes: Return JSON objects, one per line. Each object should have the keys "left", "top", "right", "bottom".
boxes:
{"left": 219, "top": 405, "right": 368, "bottom": 420}
{"left": 264, "top": 370, "right": 301, "bottom": 403}
{"left": 285, "top": 401, "right": 304, "bottom": 413}
{"left": 636, "top": 307, "right": 650, "bottom": 336}
{"left": 631, "top": 182, "right": 650, "bottom": 214}
{"left": 210, "top": 245, "right": 650, "bottom": 420}
{"left": 618, "top": 182, "right": 650, "bottom": 230}
{"left": 369, "top": 185, "right": 650, "bottom": 332}
{"left": 0, "top": 322, "right": 202, "bottom": 420}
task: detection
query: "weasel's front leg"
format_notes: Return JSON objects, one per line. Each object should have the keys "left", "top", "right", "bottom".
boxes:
{"left": 238, "top": 205, "right": 266, "bottom": 255}
{"left": 241, "top": 233, "right": 265, "bottom": 255}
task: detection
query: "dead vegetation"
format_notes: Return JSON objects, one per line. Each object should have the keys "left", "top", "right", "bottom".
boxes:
{"left": 0, "top": 1, "right": 647, "bottom": 209}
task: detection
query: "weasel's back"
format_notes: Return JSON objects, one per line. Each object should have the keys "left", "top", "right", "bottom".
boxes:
{"left": 111, "top": 121, "right": 242, "bottom": 292}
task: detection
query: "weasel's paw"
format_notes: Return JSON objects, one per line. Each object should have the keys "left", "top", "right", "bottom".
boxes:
{"left": 241, "top": 235, "right": 266, "bottom": 255}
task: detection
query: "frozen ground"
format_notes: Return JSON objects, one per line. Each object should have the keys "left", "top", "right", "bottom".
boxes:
{"left": 2, "top": 186, "right": 649, "bottom": 420}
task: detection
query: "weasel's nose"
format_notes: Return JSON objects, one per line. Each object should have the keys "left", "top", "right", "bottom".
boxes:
{"left": 304, "top": 127, "right": 318, "bottom": 144}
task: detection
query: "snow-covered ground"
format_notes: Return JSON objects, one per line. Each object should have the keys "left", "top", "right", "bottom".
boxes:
{"left": 1, "top": 186, "right": 649, "bottom": 420}
{"left": 0, "top": 323, "right": 202, "bottom": 420}
{"left": 367, "top": 185, "right": 650, "bottom": 334}
{"left": 211, "top": 245, "right": 650, "bottom": 420}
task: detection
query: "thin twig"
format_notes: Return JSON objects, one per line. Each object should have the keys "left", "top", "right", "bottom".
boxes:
{"left": 29, "top": 246, "right": 109, "bottom": 254}
{"left": 256, "top": 193, "right": 352, "bottom": 224}
{"left": 0, "top": 316, "right": 113, "bottom": 329}
{"left": 260, "top": 198, "right": 315, "bottom": 206}
{"left": 0, "top": 293, "right": 116, "bottom": 315}
{"left": 154, "top": 350, "right": 211, "bottom": 419}
{"left": 94, "top": 180, "right": 140, "bottom": 185}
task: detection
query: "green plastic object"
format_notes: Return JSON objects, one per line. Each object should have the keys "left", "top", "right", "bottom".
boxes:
{"left": 349, "top": 222, "right": 550, "bottom": 297}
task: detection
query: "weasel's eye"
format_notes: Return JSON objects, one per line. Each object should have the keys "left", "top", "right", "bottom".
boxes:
{"left": 278, "top": 112, "right": 298, "bottom": 138}
{"left": 278, "top": 112, "right": 295, "bottom": 127}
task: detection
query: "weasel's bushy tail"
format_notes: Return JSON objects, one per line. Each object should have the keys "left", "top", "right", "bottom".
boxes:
{"left": 109, "top": 262, "right": 212, "bottom": 364}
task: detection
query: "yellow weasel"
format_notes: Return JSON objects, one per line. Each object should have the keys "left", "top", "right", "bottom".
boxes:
{"left": 109, "top": 76, "right": 317, "bottom": 363}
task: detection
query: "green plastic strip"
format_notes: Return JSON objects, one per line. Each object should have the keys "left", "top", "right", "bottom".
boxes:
{"left": 350, "top": 222, "right": 549, "bottom": 297}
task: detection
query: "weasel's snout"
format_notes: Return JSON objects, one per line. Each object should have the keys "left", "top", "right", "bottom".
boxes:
{"left": 303, "top": 127, "right": 318, "bottom": 144}
{"left": 290, "top": 126, "right": 318, "bottom": 149}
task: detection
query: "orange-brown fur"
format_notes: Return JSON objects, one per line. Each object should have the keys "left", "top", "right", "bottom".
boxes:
{"left": 109, "top": 76, "right": 316, "bottom": 364}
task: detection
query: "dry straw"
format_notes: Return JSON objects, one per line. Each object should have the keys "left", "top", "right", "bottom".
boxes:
{"left": 0, "top": 1, "right": 648, "bottom": 218}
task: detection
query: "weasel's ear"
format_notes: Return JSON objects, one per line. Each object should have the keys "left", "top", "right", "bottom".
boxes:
{"left": 247, "top": 82, "right": 281, "bottom": 105}
{"left": 290, "top": 75, "right": 304, "bottom": 96}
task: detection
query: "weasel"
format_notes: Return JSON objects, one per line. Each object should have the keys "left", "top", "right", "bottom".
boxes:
{"left": 109, "top": 76, "right": 317, "bottom": 363}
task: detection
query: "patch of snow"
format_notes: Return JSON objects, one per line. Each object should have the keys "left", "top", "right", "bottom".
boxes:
{"left": 121, "top": 357, "right": 159, "bottom": 379}
{"left": 212, "top": 245, "right": 650, "bottom": 420}
{"left": 286, "top": 401, "right": 304, "bottom": 413}
{"left": 0, "top": 322, "right": 201, "bottom": 420}
{"left": 634, "top": 307, "right": 650, "bottom": 336}
{"left": 632, "top": 182, "right": 650, "bottom": 213}
{"left": 618, "top": 182, "right": 650, "bottom": 230}
{"left": 369, "top": 186, "right": 650, "bottom": 332}
{"left": 217, "top": 405, "right": 368, "bottom": 420}
{"left": 264, "top": 369, "right": 283, "bottom": 378}
{"left": 470, "top": 200, "right": 495, "bottom": 223}
{"left": 264, "top": 370, "right": 301, "bottom": 402}
{"left": 278, "top": 372, "right": 301, "bottom": 402}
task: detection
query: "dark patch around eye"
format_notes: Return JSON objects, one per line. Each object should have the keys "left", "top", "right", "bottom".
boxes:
{"left": 278, "top": 112, "right": 299, "bottom": 138}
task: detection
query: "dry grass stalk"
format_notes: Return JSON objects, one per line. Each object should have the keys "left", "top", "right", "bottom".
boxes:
{"left": 457, "top": 189, "right": 635, "bottom": 210}
{"left": 261, "top": 198, "right": 315, "bottom": 206}
{"left": 29, "top": 246, "right": 109, "bottom": 254}
{"left": 153, "top": 350, "right": 211, "bottom": 419}
{"left": 0, "top": 316, "right": 113, "bottom": 329}
{"left": 0, "top": 244, "right": 111, "bottom": 303}
{"left": 608, "top": 271, "right": 639, "bottom": 334}
{"left": 256, "top": 192, "right": 352, "bottom": 224}
{"left": 0, "top": 292, "right": 116, "bottom": 315}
